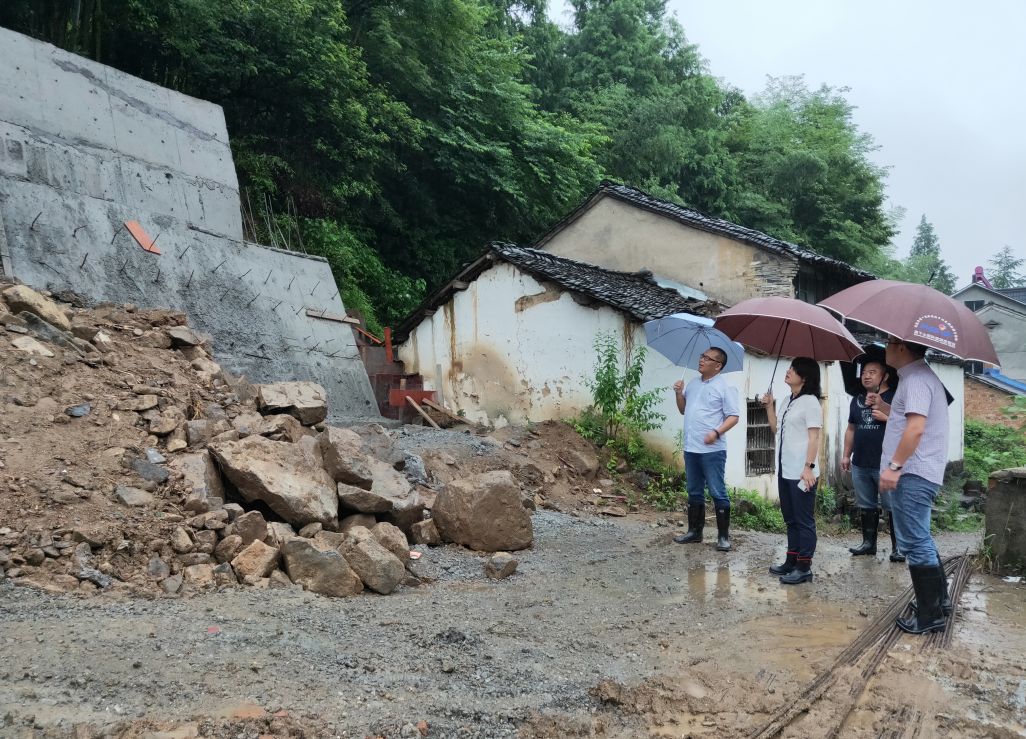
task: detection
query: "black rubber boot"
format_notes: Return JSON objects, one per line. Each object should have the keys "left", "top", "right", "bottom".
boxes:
{"left": 715, "top": 507, "right": 731, "bottom": 552}
{"left": 769, "top": 552, "right": 797, "bottom": 576}
{"left": 779, "top": 557, "right": 813, "bottom": 584}
{"left": 886, "top": 512, "right": 906, "bottom": 562}
{"left": 897, "top": 565, "right": 946, "bottom": 634}
{"left": 911, "top": 563, "right": 953, "bottom": 616}
{"left": 674, "top": 504, "right": 705, "bottom": 544}
{"left": 849, "top": 508, "right": 879, "bottom": 556}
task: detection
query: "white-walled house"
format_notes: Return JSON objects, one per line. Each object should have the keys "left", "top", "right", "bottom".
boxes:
{"left": 393, "top": 243, "right": 965, "bottom": 500}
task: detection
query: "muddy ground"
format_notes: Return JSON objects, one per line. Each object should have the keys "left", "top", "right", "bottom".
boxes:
{"left": 2, "top": 516, "right": 1024, "bottom": 738}
{"left": 1, "top": 286, "right": 1024, "bottom": 738}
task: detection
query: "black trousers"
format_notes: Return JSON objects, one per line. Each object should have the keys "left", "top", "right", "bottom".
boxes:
{"left": 778, "top": 476, "right": 817, "bottom": 560}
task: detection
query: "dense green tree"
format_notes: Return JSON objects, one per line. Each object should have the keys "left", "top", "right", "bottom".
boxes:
{"left": 899, "top": 215, "right": 956, "bottom": 293}
{"left": 988, "top": 246, "right": 1026, "bottom": 289}
{"left": 340, "top": 0, "right": 602, "bottom": 284}
{"left": 0, "top": 0, "right": 905, "bottom": 323}
{"left": 726, "top": 77, "right": 894, "bottom": 266}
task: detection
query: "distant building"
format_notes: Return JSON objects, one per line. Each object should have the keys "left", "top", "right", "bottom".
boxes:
{"left": 951, "top": 279, "right": 1026, "bottom": 381}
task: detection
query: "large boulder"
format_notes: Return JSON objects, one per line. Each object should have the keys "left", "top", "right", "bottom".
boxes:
{"left": 172, "top": 452, "right": 225, "bottom": 513}
{"left": 320, "top": 427, "right": 374, "bottom": 488}
{"left": 2, "top": 285, "right": 71, "bottom": 331}
{"left": 340, "top": 528, "right": 406, "bottom": 595}
{"left": 281, "top": 538, "right": 363, "bottom": 597}
{"left": 209, "top": 435, "right": 337, "bottom": 527}
{"left": 257, "top": 382, "right": 328, "bottom": 426}
{"left": 432, "top": 471, "right": 533, "bottom": 552}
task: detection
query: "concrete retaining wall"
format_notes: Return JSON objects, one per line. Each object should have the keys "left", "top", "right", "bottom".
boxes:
{"left": 986, "top": 468, "right": 1026, "bottom": 575}
{"left": 0, "top": 27, "right": 378, "bottom": 421}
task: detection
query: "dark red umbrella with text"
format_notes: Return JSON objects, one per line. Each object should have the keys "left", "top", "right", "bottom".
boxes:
{"left": 819, "top": 280, "right": 999, "bottom": 367}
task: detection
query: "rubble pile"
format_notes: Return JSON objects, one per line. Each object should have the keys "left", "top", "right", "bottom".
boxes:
{"left": 0, "top": 278, "right": 539, "bottom": 598}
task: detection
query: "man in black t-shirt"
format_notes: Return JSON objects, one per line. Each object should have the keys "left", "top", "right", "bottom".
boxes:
{"left": 841, "top": 360, "right": 903, "bottom": 561}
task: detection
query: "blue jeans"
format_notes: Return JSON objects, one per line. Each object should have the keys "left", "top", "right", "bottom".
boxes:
{"left": 890, "top": 474, "right": 941, "bottom": 567}
{"left": 684, "top": 450, "right": 729, "bottom": 509}
{"left": 778, "top": 476, "right": 817, "bottom": 560}
{"left": 852, "top": 465, "right": 891, "bottom": 510}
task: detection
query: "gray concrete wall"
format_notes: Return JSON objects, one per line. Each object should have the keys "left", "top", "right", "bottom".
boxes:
{"left": 0, "top": 26, "right": 241, "bottom": 238}
{"left": 0, "top": 27, "right": 378, "bottom": 420}
{"left": 986, "top": 468, "right": 1026, "bottom": 575}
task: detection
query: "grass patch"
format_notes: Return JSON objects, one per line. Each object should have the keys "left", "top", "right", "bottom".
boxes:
{"left": 729, "top": 488, "right": 785, "bottom": 533}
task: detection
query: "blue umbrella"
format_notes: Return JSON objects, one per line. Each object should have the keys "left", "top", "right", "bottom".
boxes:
{"left": 643, "top": 312, "right": 745, "bottom": 375}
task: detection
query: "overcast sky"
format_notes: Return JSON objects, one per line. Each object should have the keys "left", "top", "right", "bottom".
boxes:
{"left": 548, "top": 0, "right": 1026, "bottom": 288}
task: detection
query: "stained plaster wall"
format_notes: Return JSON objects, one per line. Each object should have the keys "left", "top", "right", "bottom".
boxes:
{"left": 538, "top": 196, "right": 799, "bottom": 307}
{"left": 399, "top": 262, "right": 965, "bottom": 499}
{"left": 0, "top": 27, "right": 376, "bottom": 420}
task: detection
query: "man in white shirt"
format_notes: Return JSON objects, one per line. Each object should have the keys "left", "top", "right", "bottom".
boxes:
{"left": 671, "top": 347, "right": 740, "bottom": 551}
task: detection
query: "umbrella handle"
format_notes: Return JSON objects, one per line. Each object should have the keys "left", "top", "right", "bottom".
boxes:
{"left": 767, "top": 355, "right": 781, "bottom": 397}
{"left": 766, "top": 321, "right": 787, "bottom": 397}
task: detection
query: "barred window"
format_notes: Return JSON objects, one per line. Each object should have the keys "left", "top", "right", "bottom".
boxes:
{"left": 746, "top": 400, "right": 775, "bottom": 476}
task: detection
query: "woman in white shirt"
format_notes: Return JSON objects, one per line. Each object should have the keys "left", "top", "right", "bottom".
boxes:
{"left": 762, "top": 357, "right": 823, "bottom": 584}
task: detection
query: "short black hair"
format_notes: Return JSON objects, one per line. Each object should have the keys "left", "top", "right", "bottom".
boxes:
{"left": 862, "top": 359, "right": 887, "bottom": 375}
{"left": 790, "top": 357, "right": 822, "bottom": 399}
{"left": 708, "top": 346, "right": 728, "bottom": 365}
{"left": 905, "top": 342, "right": 929, "bottom": 359}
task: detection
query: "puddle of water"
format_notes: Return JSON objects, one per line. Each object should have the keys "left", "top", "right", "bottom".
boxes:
{"left": 954, "top": 576, "right": 1026, "bottom": 651}
{"left": 659, "top": 564, "right": 819, "bottom": 607}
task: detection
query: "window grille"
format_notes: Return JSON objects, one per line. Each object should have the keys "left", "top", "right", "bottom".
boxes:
{"left": 746, "top": 400, "right": 775, "bottom": 476}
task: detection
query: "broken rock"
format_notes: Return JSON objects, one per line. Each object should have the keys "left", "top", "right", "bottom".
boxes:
{"left": 257, "top": 381, "right": 328, "bottom": 426}
{"left": 320, "top": 427, "right": 374, "bottom": 488}
{"left": 115, "top": 485, "right": 154, "bottom": 507}
{"left": 2, "top": 284, "right": 71, "bottom": 331}
{"left": 432, "top": 470, "right": 533, "bottom": 552}
{"left": 337, "top": 482, "right": 393, "bottom": 514}
{"left": 411, "top": 519, "right": 441, "bottom": 547}
{"left": 484, "top": 552, "right": 518, "bottom": 580}
{"left": 280, "top": 538, "right": 362, "bottom": 597}
{"left": 340, "top": 529, "right": 406, "bottom": 595}
{"left": 371, "top": 522, "right": 409, "bottom": 562}
{"left": 209, "top": 435, "right": 338, "bottom": 527}
{"left": 173, "top": 452, "right": 225, "bottom": 513}
{"left": 231, "top": 540, "right": 279, "bottom": 580}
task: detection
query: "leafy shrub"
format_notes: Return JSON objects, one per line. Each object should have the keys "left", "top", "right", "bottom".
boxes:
{"left": 572, "top": 332, "right": 665, "bottom": 467}
{"left": 728, "top": 488, "right": 785, "bottom": 533}
{"left": 815, "top": 483, "right": 838, "bottom": 518}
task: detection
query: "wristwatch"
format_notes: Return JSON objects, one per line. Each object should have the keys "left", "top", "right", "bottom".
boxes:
{"left": 806, "top": 462, "right": 815, "bottom": 469}
{"left": 888, "top": 462, "right": 903, "bottom": 471}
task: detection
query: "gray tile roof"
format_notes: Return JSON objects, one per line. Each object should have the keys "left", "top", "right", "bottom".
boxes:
{"left": 996, "top": 286, "right": 1026, "bottom": 305}
{"left": 392, "top": 242, "right": 721, "bottom": 343}
{"left": 536, "top": 180, "right": 875, "bottom": 280}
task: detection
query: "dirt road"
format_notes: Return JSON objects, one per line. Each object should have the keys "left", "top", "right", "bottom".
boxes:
{"left": 2, "top": 513, "right": 1023, "bottom": 738}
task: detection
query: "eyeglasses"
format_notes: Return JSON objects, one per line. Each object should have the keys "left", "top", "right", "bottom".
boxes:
{"left": 699, "top": 354, "right": 723, "bottom": 365}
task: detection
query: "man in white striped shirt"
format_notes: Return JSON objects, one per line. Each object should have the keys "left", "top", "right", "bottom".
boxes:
{"left": 880, "top": 338, "right": 950, "bottom": 635}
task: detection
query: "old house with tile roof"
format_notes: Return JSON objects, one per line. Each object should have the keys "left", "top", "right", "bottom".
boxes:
{"left": 393, "top": 197, "right": 967, "bottom": 497}
{"left": 536, "top": 181, "right": 874, "bottom": 307}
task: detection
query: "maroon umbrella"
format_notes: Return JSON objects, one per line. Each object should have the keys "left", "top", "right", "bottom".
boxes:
{"left": 714, "top": 297, "right": 864, "bottom": 391}
{"left": 714, "top": 296, "right": 864, "bottom": 361}
{"left": 819, "top": 280, "right": 1000, "bottom": 366}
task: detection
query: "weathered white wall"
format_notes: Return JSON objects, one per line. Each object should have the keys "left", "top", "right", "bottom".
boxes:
{"left": 400, "top": 263, "right": 967, "bottom": 499}
{"left": 539, "top": 196, "right": 799, "bottom": 307}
